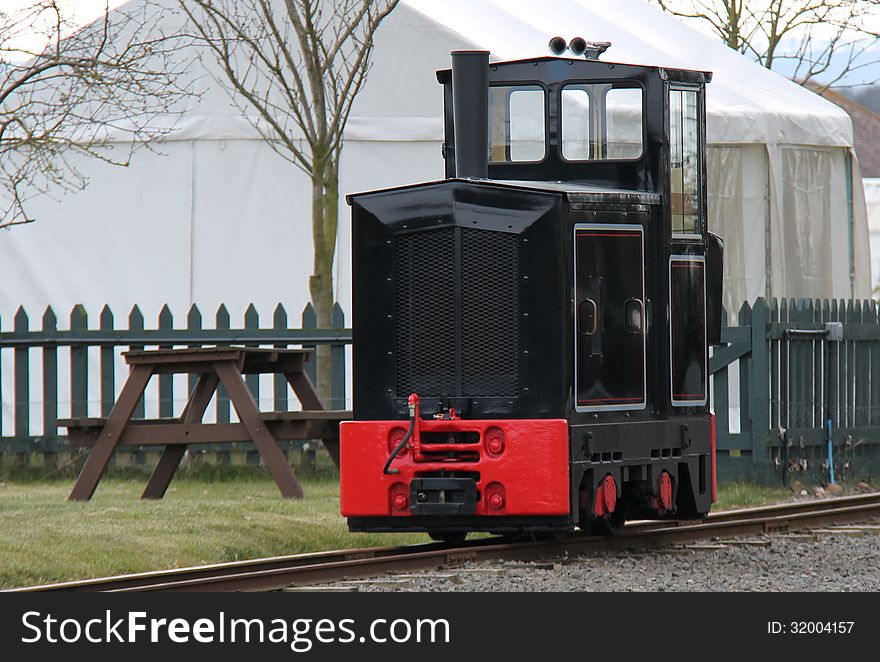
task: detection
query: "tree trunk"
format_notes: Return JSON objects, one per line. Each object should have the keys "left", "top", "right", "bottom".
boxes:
{"left": 308, "top": 156, "right": 339, "bottom": 407}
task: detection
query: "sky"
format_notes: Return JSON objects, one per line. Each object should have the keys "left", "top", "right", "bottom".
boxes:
{"left": 2, "top": 0, "right": 130, "bottom": 61}
{"left": 652, "top": 0, "right": 880, "bottom": 87}
{"left": 3, "top": 0, "right": 128, "bottom": 23}
{"left": 654, "top": 0, "right": 880, "bottom": 37}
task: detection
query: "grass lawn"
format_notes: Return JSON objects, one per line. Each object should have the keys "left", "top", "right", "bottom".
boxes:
{"left": 0, "top": 476, "right": 795, "bottom": 589}
{"left": 0, "top": 477, "right": 427, "bottom": 590}
{"left": 713, "top": 481, "right": 792, "bottom": 511}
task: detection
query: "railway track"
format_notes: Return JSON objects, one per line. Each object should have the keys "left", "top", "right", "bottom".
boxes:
{"left": 11, "top": 492, "right": 880, "bottom": 593}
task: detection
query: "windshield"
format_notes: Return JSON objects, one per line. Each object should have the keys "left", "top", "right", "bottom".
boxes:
{"left": 561, "top": 83, "right": 644, "bottom": 161}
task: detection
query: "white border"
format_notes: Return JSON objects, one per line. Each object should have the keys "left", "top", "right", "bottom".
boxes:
{"left": 573, "top": 223, "right": 647, "bottom": 413}
{"left": 668, "top": 254, "right": 708, "bottom": 407}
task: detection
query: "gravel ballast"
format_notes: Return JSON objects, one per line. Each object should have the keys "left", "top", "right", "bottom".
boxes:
{"left": 324, "top": 525, "right": 880, "bottom": 592}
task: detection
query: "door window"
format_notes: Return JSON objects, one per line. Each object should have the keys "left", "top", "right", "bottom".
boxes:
{"left": 670, "top": 88, "right": 701, "bottom": 236}
{"left": 574, "top": 224, "right": 646, "bottom": 411}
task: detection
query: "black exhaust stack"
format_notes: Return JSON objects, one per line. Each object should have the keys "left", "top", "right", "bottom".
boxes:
{"left": 451, "top": 50, "right": 489, "bottom": 179}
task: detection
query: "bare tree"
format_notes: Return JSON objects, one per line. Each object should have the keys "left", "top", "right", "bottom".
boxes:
{"left": 654, "top": 0, "right": 880, "bottom": 90}
{"left": 0, "top": 1, "right": 194, "bottom": 228}
{"left": 181, "top": 0, "right": 399, "bottom": 404}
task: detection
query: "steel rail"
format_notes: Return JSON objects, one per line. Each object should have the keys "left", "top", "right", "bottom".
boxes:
{"left": 10, "top": 492, "right": 880, "bottom": 593}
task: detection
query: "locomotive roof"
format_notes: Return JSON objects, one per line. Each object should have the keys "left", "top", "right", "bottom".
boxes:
{"left": 436, "top": 55, "right": 711, "bottom": 85}
{"left": 346, "top": 178, "right": 662, "bottom": 206}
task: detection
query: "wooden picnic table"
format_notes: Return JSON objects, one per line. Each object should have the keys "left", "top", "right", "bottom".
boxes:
{"left": 61, "top": 347, "right": 350, "bottom": 501}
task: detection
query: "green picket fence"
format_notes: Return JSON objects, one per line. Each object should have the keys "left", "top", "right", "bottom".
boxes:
{"left": 0, "top": 302, "right": 350, "bottom": 459}
{"left": 713, "top": 298, "right": 880, "bottom": 485}
{"left": 6, "top": 296, "right": 880, "bottom": 484}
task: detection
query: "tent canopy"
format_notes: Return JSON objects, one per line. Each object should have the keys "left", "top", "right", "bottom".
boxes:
{"left": 395, "top": 0, "right": 853, "bottom": 148}
{"left": 0, "top": 0, "right": 867, "bottom": 324}
{"left": 149, "top": 0, "right": 853, "bottom": 149}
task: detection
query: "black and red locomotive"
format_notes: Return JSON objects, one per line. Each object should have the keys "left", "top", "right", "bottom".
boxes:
{"left": 340, "top": 43, "right": 723, "bottom": 541}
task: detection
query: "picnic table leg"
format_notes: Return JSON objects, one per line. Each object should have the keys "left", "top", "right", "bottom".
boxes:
{"left": 142, "top": 373, "right": 219, "bottom": 500}
{"left": 285, "top": 371, "right": 341, "bottom": 469}
{"left": 215, "top": 362, "right": 304, "bottom": 499}
{"left": 69, "top": 365, "right": 153, "bottom": 501}
{"left": 284, "top": 372, "right": 323, "bottom": 410}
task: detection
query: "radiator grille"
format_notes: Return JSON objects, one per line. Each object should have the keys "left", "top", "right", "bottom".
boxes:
{"left": 461, "top": 228, "right": 519, "bottom": 396}
{"left": 395, "top": 227, "right": 519, "bottom": 398}
{"left": 395, "top": 228, "right": 457, "bottom": 395}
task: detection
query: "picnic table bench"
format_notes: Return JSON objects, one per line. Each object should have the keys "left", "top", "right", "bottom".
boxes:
{"left": 61, "top": 347, "right": 350, "bottom": 501}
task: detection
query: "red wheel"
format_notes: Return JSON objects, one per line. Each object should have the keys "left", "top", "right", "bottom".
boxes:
{"left": 589, "top": 474, "right": 626, "bottom": 535}
{"left": 657, "top": 470, "right": 674, "bottom": 514}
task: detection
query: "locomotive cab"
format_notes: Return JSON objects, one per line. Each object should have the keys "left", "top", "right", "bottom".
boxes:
{"left": 341, "top": 48, "right": 722, "bottom": 539}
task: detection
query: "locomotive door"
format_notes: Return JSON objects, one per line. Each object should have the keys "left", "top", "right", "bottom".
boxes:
{"left": 669, "top": 256, "right": 707, "bottom": 406}
{"left": 668, "top": 84, "right": 708, "bottom": 407}
{"left": 573, "top": 223, "right": 646, "bottom": 412}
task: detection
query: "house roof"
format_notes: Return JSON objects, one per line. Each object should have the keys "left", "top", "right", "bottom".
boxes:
{"left": 808, "top": 83, "right": 880, "bottom": 177}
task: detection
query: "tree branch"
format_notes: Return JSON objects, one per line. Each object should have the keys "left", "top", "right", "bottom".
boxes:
{"left": 1, "top": 0, "right": 197, "bottom": 228}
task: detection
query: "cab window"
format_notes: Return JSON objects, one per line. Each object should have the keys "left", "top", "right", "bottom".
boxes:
{"left": 488, "top": 85, "right": 546, "bottom": 163}
{"left": 561, "top": 83, "right": 643, "bottom": 160}
{"left": 670, "top": 87, "right": 701, "bottom": 235}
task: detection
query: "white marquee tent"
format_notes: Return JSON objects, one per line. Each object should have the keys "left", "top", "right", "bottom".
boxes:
{"left": 0, "top": 0, "right": 871, "bottom": 417}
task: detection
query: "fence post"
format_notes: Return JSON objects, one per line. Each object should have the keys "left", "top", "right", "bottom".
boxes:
{"left": 869, "top": 301, "right": 880, "bottom": 429}
{"left": 244, "top": 304, "right": 260, "bottom": 399}
{"left": 794, "top": 298, "right": 806, "bottom": 426}
{"left": 42, "top": 307, "right": 58, "bottom": 460}
{"left": 855, "top": 301, "right": 868, "bottom": 428}
{"left": 128, "top": 305, "right": 146, "bottom": 419}
{"left": 100, "top": 306, "right": 115, "bottom": 418}
{"left": 243, "top": 304, "right": 261, "bottom": 465}
{"left": 215, "top": 305, "right": 231, "bottom": 425}
{"left": 712, "top": 307, "right": 729, "bottom": 437}
{"left": 738, "top": 302, "right": 752, "bottom": 445}
{"left": 331, "top": 303, "right": 346, "bottom": 410}
{"left": 845, "top": 299, "right": 856, "bottom": 429}
{"left": 158, "top": 305, "right": 174, "bottom": 419}
{"left": 769, "top": 299, "right": 779, "bottom": 434}
{"left": 14, "top": 307, "right": 29, "bottom": 458}
{"left": 750, "top": 298, "right": 771, "bottom": 482}
{"left": 187, "top": 304, "right": 202, "bottom": 405}
{"left": 831, "top": 299, "right": 840, "bottom": 439}
{"left": 812, "top": 299, "right": 823, "bottom": 430}
{"left": 301, "top": 303, "right": 317, "bottom": 386}
{"left": 184, "top": 304, "right": 203, "bottom": 464}
{"left": 70, "top": 305, "right": 88, "bottom": 419}
{"left": 215, "top": 305, "right": 231, "bottom": 465}
{"left": 273, "top": 304, "right": 288, "bottom": 413}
